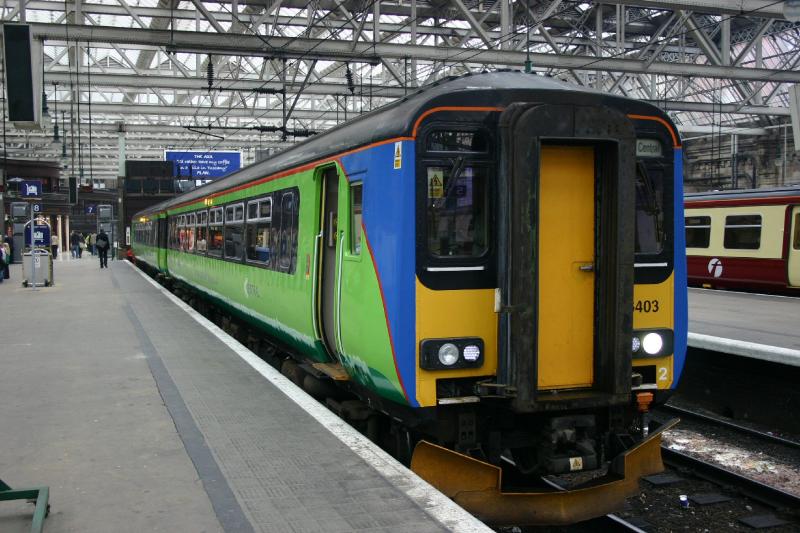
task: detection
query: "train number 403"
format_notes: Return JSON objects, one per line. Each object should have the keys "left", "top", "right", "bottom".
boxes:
{"left": 634, "top": 299, "right": 660, "bottom": 313}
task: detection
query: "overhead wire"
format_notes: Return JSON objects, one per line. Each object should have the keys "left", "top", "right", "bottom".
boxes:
{"left": 179, "top": 1, "right": 380, "bottom": 150}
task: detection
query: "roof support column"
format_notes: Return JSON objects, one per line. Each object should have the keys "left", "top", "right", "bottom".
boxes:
{"left": 754, "top": 38, "right": 763, "bottom": 104}
{"left": 595, "top": 4, "right": 603, "bottom": 89}
{"left": 411, "top": 0, "right": 417, "bottom": 86}
{"left": 721, "top": 17, "right": 730, "bottom": 66}
{"left": 500, "top": 0, "right": 511, "bottom": 50}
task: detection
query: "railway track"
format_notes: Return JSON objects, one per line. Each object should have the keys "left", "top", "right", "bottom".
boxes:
{"left": 661, "top": 447, "right": 800, "bottom": 511}
{"left": 655, "top": 404, "right": 800, "bottom": 512}
{"left": 658, "top": 403, "right": 800, "bottom": 451}
{"left": 597, "top": 411, "right": 800, "bottom": 532}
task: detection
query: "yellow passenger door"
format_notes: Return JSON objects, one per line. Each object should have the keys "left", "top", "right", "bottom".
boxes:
{"left": 537, "top": 145, "right": 596, "bottom": 389}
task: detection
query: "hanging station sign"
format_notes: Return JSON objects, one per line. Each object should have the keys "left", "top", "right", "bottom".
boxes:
{"left": 164, "top": 150, "right": 242, "bottom": 181}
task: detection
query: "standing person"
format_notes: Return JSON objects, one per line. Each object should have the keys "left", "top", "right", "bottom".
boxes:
{"left": 3, "top": 231, "right": 13, "bottom": 271}
{"left": 70, "top": 231, "right": 81, "bottom": 258}
{"left": 50, "top": 232, "right": 59, "bottom": 259}
{"left": 96, "top": 229, "right": 110, "bottom": 269}
{"left": 89, "top": 232, "right": 97, "bottom": 256}
{"left": 0, "top": 237, "right": 10, "bottom": 282}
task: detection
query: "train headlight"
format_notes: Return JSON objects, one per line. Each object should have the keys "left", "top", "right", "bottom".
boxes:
{"left": 438, "top": 343, "right": 460, "bottom": 366}
{"left": 642, "top": 333, "right": 663, "bottom": 355}
{"left": 420, "top": 338, "right": 485, "bottom": 370}
{"left": 632, "top": 336, "right": 641, "bottom": 353}
{"left": 631, "top": 329, "right": 673, "bottom": 359}
{"left": 463, "top": 344, "right": 481, "bottom": 362}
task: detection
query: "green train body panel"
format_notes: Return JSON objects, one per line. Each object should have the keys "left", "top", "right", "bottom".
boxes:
{"left": 166, "top": 169, "right": 324, "bottom": 360}
{"left": 135, "top": 243, "right": 158, "bottom": 266}
{"left": 143, "top": 164, "right": 407, "bottom": 402}
{"left": 335, "top": 178, "right": 406, "bottom": 404}
{"left": 167, "top": 248, "right": 322, "bottom": 357}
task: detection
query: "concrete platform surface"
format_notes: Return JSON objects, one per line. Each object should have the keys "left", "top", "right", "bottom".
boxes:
{"left": 0, "top": 257, "right": 487, "bottom": 533}
{"left": 0, "top": 259, "right": 222, "bottom": 533}
{"left": 688, "top": 288, "right": 800, "bottom": 366}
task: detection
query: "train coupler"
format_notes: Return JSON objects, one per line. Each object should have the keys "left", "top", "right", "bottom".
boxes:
{"left": 410, "top": 418, "right": 679, "bottom": 526}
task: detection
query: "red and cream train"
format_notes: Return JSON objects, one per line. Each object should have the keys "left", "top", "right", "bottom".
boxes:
{"left": 684, "top": 186, "right": 800, "bottom": 293}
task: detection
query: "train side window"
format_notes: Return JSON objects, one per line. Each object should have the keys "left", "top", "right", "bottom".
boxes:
{"left": 794, "top": 213, "right": 800, "bottom": 250}
{"left": 246, "top": 197, "right": 272, "bottom": 264}
{"left": 278, "top": 191, "right": 297, "bottom": 272}
{"left": 168, "top": 218, "right": 175, "bottom": 249}
{"left": 685, "top": 216, "right": 711, "bottom": 248}
{"left": 724, "top": 214, "right": 761, "bottom": 250}
{"left": 208, "top": 208, "right": 224, "bottom": 256}
{"left": 350, "top": 182, "right": 363, "bottom": 255}
{"left": 178, "top": 215, "right": 188, "bottom": 252}
{"left": 187, "top": 213, "right": 197, "bottom": 252}
{"left": 172, "top": 217, "right": 180, "bottom": 250}
{"left": 270, "top": 193, "right": 283, "bottom": 269}
{"left": 635, "top": 162, "right": 664, "bottom": 254}
{"left": 426, "top": 165, "right": 489, "bottom": 258}
{"left": 224, "top": 203, "right": 245, "bottom": 259}
{"left": 196, "top": 211, "right": 208, "bottom": 253}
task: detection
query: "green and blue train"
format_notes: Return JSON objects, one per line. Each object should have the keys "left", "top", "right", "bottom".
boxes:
{"left": 132, "top": 71, "right": 686, "bottom": 525}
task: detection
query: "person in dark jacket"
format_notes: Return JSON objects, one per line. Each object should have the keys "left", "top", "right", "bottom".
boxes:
{"left": 96, "top": 229, "right": 110, "bottom": 268}
{"left": 70, "top": 231, "right": 81, "bottom": 258}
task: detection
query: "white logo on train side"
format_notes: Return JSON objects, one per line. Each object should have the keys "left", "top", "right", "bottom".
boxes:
{"left": 707, "top": 257, "right": 723, "bottom": 278}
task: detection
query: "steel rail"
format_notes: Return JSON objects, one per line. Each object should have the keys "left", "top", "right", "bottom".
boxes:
{"left": 661, "top": 448, "right": 800, "bottom": 511}
{"left": 658, "top": 404, "right": 800, "bottom": 451}
{"left": 578, "top": 513, "right": 647, "bottom": 532}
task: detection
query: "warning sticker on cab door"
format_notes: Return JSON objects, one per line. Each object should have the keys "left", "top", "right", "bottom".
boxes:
{"left": 428, "top": 168, "right": 444, "bottom": 199}
{"left": 393, "top": 142, "right": 402, "bottom": 169}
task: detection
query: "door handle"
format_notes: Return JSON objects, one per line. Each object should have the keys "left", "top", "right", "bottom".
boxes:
{"left": 335, "top": 231, "right": 345, "bottom": 357}
{"left": 578, "top": 263, "right": 594, "bottom": 272}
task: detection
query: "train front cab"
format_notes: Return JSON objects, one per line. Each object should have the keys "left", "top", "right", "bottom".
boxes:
{"left": 411, "top": 99, "right": 683, "bottom": 525}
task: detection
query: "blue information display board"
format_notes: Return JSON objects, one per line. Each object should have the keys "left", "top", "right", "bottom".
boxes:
{"left": 24, "top": 222, "right": 51, "bottom": 247}
{"left": 165, "top": 150, "right": 242, "bottom": 180}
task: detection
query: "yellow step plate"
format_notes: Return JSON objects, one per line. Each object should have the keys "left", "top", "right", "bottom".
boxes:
{"left": 311, "top": 363, "right": 350, "bottom": 381}
{"left": 411, "top": 418, "right": 680, "bottom": 526}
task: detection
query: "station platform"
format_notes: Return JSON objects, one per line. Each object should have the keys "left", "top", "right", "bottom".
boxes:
{"left": 688, "top": 288, "right": 800, "bottom": 367}
{"left": 0, "top": 257, "right": 488, "bottom": 533}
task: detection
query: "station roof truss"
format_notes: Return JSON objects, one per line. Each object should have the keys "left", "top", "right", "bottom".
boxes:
{"left": 0, "top": 0, "right": 798, "bottom": 183}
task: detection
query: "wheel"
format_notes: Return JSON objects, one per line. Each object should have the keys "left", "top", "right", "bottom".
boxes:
{"left": 22, "top": 280, "right": 28, "bottom": 287}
